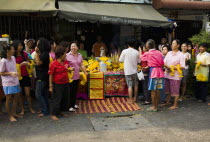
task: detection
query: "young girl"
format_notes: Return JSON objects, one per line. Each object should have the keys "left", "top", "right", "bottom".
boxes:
{"left": 13, "top": 40, "right": 35, "bottom": 114}
{"left": 179, "top": 43, "right": 191, "bottom": 101}
{"left": 49, "top": 46, "right": 73, "bottom": 120}
{"left": 0, "top": 44, "right": 22, "bottom": 122}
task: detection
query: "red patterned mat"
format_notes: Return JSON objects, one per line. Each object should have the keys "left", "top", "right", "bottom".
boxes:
{"left": 75, "top": 97, "right": 141, "bottom": 114}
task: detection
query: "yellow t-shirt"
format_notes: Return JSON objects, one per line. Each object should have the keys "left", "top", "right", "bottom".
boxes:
{"left": 194, "top": 52, "right": 210, "bottom": 81}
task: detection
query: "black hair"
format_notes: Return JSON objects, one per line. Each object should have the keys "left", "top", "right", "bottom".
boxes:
{"left": 135, "top": 40, "right": 144, "bottom": 50}
{"left": 182, "top": 43, "right": 188, "bottom": 46}
{"left": 37, "top": 38, "right": 51, "bottom": 53}
{"left": 50, "top": 41, "right": 55, "bottom": 45}
{"left": 70, "top": 41, "right": 79, "bottom": 47}
{"left": 59, "top": 41, "right": 70, "bottom": 52}
{"left": 146, "top": 39, "right": 155, "bottom": 49}
{"left": 27, "top": 39, "right": 36, "bottom": 49}
{"left": 126, "top": 39, "right": 136, "bottom": 48}
{"left": 55, "top": 46, "right": 66, "bottom": 59}
{"left": 187, "top": 42, "right": 193, "bottom": 47}
{"left": 13, "top": 40, "right": 26, "bottom": 61}
{"left": 173, "top": 39, "right": 181, "bottom": 45}
{"left": 162, "top": 44, "right": 171, "bottom": 51}
{"left": 182, "top": 42, "right": 188, "bottom": 51}
{"left": 0, "top": 44, "right": 13, "bottom": 59}
{"left": 79, "top": 42, "right": 84, "bottom": 45}
{"left": 199, "top": 43, "right": 208, "bottom": 49}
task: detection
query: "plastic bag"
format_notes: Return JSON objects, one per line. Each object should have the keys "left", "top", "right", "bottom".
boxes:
{"left": 137, "top": 70, "right": 145, "bottom": 80}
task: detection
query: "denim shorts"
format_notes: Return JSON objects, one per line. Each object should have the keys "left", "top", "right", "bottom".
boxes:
{"left": 3, "top": 84, "right": 21, "bottom": 95}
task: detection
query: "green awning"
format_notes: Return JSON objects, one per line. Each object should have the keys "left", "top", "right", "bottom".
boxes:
{"left": 58, "top": 1, "right": 171, "bottom": 27}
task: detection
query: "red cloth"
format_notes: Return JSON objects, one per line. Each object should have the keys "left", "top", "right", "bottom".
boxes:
{"left": 141, "top": 52, "right": 149, "bottom": 72}
{"left": 48, "top": 60, "right": 69, "bottom": 84}
{"left": 15, "top": 51, "right": 29, "bottom": 76}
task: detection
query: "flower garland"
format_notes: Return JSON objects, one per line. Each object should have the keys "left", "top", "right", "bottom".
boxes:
{"left": 26, "top": 60, "right": 34, "bottom": 77}
{"left": 83, "top": 60, "right": 89, "bottom": 67}
{"left": 170, "top": 65, "right": 175, "bottom": 76}
{"left": 86, "top": 60, "right": 99, "bottom": 73}
{"left": 79, "top": 72, "right": 87, "bottom": 85}
{"left": 2, "top": 34, "right": 9, "bottom": 38}
{"left": 195, "top": 61, "right": 202, "bottom": 71}
{"left": 16, "top": 64, "right": 22, "bottom": 80}
{"left": 49, "top": 57, "right": 53, "bottom": 64}
{"left": 169, "top": 65, "right": 183, "bottom": 77}
{"left": 176, "top": 64, "right": 183, "bottom": 77}
{"left": 68, "top": 67, "right": 74, "bottom": 83}
{"left": 196, "top": 73, "right": 208, "bottom": 82}
{"left": 99, "top": 57, "right": 110, "bottom": 62}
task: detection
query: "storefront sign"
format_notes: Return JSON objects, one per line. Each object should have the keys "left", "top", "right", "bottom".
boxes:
{"left": 101, "top": 16, "right": 142, "bottom": 24}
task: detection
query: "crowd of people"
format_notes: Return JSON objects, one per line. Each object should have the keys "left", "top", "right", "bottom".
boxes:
{"left": 0, "top": 38, "right": 87, "bottom": 122}
{"left": 119, "top": 38, "right": 210, "bottom": 112}
{"left": 0, "top": 36, "right": 209, "bottom": 122}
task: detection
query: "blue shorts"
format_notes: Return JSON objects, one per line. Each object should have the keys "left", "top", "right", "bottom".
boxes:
{"left": 148, "top": 78, "right": 164, "bottom": 90}
{"left": 3, "top": 85, "right": 21, "bottom": 95}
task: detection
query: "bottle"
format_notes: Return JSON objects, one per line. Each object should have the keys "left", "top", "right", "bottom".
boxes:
{"left": 100, "top": 61, "right": 107, "bottom": 72}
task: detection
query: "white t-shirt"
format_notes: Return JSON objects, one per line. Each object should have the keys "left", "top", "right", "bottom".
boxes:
{"left": 158, "top": 44, "right": 163, "bottom": 51}
{"left": 182, "top": 52, "right": 191, "bottom": 69}
{"left": 119, "top": 48, "right": 140, "bottom": 75}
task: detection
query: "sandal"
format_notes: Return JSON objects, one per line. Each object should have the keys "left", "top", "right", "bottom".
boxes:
{"left": 142, "top": 102, "right": 151, "bottom": 105}
{"left": 147, "top": 108, "right": 158, "bottom": 112}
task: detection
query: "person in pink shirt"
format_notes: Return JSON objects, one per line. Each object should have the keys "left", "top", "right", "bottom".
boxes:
{"left": 163, "top": 39, "right": 185, "bottom": 109}
{"left": 140, "top": 39, "right": 164, "bottom": 112}
{"left": 0, "top": 44, "right": 22, "bottom": 122}
{"left": 66, "top": 41, "right": 87, "bottom": 112}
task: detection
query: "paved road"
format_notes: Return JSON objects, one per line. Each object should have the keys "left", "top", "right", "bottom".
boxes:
{"left": 0, "top": 97, "right": 210, "bottom": 142}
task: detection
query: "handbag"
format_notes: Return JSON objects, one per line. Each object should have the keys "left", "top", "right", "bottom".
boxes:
{"left": 137, "top": 70, "right": 145, "bottom": 80}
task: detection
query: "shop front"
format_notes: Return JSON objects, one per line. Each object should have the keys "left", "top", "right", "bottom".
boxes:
{"left": 58, "top": 1, "right": 171, "bottom": 100}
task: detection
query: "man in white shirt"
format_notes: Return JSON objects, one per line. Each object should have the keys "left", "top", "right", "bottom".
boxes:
{"left": 119, "top": 39, "right": 140, "bottom": 104}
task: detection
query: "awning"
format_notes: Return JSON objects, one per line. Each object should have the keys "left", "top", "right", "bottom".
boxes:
{"left": 58, "top": 1, "right": 171, "bottom": 27}
{"left": 153, "top": 0, "right": 210, "bottom": 10}
{"left": 0, "top": 0, "right": 57, "bottom": 12}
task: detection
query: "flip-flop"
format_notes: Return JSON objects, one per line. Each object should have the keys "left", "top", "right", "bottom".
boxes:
{"left": 169, "top": 106, "right": 178, "bottom": 110}
{"left": 160, "top": 103, "right": 171, "bottom": 107}
{"left": 142, "top": 102, "right": 151, "bottom": 105}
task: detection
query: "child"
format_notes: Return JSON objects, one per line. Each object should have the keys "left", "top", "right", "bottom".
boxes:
{"left": 160, "top": 45, "right": 170, "bottom": 103}
{"left": 140, "top": 39, "right": 164, "bottom": 111}
{"left": 13, "top": 40, "right": 35, "bottom": 114}
{"left": 139, "top": 45, "right": 151, "bottom": 105}
{"left": 194, "top": 43, "right": 210, "bottom": 102}
{"left": 0, "top": 44, "right": 22, "bottom": 122}
{"left": 49, "top": 46, "right": 73, "bottom": 120}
